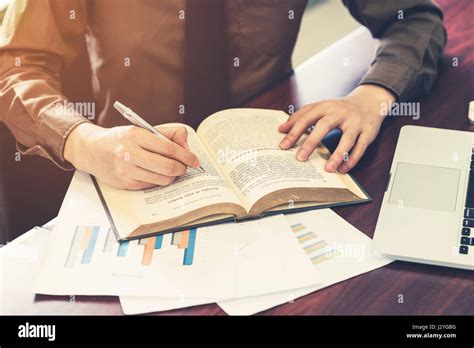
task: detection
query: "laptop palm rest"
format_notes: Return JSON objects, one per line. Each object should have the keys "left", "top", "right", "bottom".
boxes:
{"left": 388, "top": 163, "right": 460, "bottom": 212}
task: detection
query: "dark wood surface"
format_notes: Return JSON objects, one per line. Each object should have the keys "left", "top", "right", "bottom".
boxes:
{"left": 3, "top": 0, "right": 474, "bottom": 315}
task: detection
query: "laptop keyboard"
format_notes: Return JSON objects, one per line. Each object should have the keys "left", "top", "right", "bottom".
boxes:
{"left": 459, "top": 148, "right": 474, "bottom": 255}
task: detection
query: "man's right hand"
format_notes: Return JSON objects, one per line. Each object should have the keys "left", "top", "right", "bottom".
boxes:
{"left": 64, "top": 123, "right": 200, "bottom": 190}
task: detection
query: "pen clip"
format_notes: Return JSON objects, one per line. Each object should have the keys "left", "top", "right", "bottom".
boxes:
{"left": 113, "top": 101, "right": 157, "bottom": 134}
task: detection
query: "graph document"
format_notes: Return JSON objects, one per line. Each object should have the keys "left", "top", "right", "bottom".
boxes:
{"left": 33, "top": 172, "right": 318, "bottom": 299}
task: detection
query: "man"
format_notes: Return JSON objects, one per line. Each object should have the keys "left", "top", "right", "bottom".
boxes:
{"left": 0, "top": 0, "right": 446, "bottom": 190}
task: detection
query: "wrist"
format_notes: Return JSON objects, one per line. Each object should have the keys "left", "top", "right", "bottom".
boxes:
{"left": 64, "top": 122, "right": 102, "bottom": 171}
{"left": 351, "top": 84, "right": 396, "bottom": 103}
{"left": 350, "top": 84, "right": 396, "bottom": 118}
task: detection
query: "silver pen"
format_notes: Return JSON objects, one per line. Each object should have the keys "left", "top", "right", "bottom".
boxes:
{"left": 113, "top": 101, "right": 205, "bottom": 173}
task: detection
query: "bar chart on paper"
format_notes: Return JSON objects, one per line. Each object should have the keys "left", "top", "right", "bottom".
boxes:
{"left": 64, "top": 225, "right": 198, "bottom": 269}
{"left": 290, "top": 222, "right": 340, "bottom": 266}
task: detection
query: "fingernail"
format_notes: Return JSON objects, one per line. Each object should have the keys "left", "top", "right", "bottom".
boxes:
{"left": 193, "top": 158, "right": 200, "bottom": 168}
{"left": 296, "top": 148, "right": 308, "bottom": 161}
{"left": 339, "top": 164, "right": 348, "bottom": 173}
{"left": 280, "top": 139, "right": 291, "bottom": 149}
{"left": 326, "top": 160, "right": 337, "bottom": 172}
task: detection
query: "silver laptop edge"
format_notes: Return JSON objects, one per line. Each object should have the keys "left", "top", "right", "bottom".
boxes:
{"left": 374, "top": 125, "right": 474, "bottom": 270}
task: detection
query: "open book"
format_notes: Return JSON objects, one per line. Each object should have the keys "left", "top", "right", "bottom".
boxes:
{"left": 93, "top": 109, "right": 370, "bottom": 241}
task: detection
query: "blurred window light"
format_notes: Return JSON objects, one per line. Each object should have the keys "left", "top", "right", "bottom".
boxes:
{"left": 0, "top": 0, "right": 10, "bottom": 11}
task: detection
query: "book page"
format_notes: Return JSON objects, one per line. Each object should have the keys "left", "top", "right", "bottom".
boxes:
{"left": 197, "top": 109, "right": 349, "bottom": 210}
{"left": 97, "top": 124, "right": 246, "bottom": 238}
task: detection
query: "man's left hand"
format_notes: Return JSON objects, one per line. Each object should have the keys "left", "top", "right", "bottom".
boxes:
{"left": 278, "top": 84, "right": 396, "bottom": 173}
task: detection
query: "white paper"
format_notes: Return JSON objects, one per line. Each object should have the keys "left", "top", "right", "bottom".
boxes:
{"left": 120, "top": 209, "right": 392, "bottom": 315}
{"left": 119, "top": 296, "right": 214, "bottom": 315}
{"left": 34, "top": 171, "right": 319, "bottom": 299}
{"left": 0, "top": 226, "right": 52, "bottom": 314}
{"left": 217, "top": 209, "right": 393, "bottom": 315}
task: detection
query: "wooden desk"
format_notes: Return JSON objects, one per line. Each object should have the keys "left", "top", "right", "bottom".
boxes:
{"left": 3, "top": 0, "right": 474, "bottom": 315}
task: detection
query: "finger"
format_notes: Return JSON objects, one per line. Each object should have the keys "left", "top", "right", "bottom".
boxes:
{"left": 278, "top": 105, "right": 313, "bottom": 133}
{"left": 279, "top": 101, "right": 335, "bottom": 134}
{"left": 130, "top": 147, "right": 188, "bottom": 177}
{"left": 338, "top": 132, "right": 373, "bottom": 174}
{"left": 135, "top": 128, "right": 199, "bottom": 168}
{"left": 295, "top": 116, "right": 341, "bottom": 161}
{"left": 324, "top": 130, "right": 359, "bottom": 172}
{"left": 128, "top": 164, "right": 176, "bottom": 186}
{"left": 157, "top": 126, "right": 190, "bottom": 151}
{"left": 279, "top": 103, "right": 332, "bottom": 149}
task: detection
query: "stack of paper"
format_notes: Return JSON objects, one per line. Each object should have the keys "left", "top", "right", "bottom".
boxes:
{"left": 33, "top": 171, "right": 392, "bottom": 315}
{"left": 121, "top": 208, "right": 393, "bottom": 315}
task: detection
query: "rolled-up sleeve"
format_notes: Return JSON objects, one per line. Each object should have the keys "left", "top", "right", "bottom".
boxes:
{"left": 343, "top": 0, "right": 447, "bottom": 101}
{"left": 0, "top": 0, "right": 91, "bottom": 169}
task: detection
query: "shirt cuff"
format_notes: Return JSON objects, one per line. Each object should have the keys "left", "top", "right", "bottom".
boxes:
{"left": 359, "top": 59, "right": 417, "bottom": 102}
{"left": 18, "top": 107, "right": 92, "bottom": 170}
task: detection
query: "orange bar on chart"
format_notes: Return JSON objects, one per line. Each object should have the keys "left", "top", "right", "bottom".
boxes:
{"left": 80, "top": 226, "right": 92, "bottom": 249}
{"left": 141, "top": 237, "right": 155, "bottom": 266}
{"left": 178, "top": 230, "right": 190, "bottom": 249}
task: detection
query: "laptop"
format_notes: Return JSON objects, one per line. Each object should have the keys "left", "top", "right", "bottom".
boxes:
{"left": 374, "top": 125, "right": 474, "bottom": 270}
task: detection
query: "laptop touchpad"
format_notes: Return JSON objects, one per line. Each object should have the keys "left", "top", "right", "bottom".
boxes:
{"left": 388, "top": 163, "right": 460, "bottom": 212}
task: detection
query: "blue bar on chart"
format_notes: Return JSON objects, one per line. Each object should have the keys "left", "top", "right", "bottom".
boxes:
{"left": 154, "top": 234, "right": 163, "bottom": 249}
{"left": 183, "top": 228, "right": 197, "bottom": 266}
{"left": 117, "top": 240, "right": 130, "bottom": 257}
{"left": 81, "top": 226, "right": 100, "bottom": 264}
